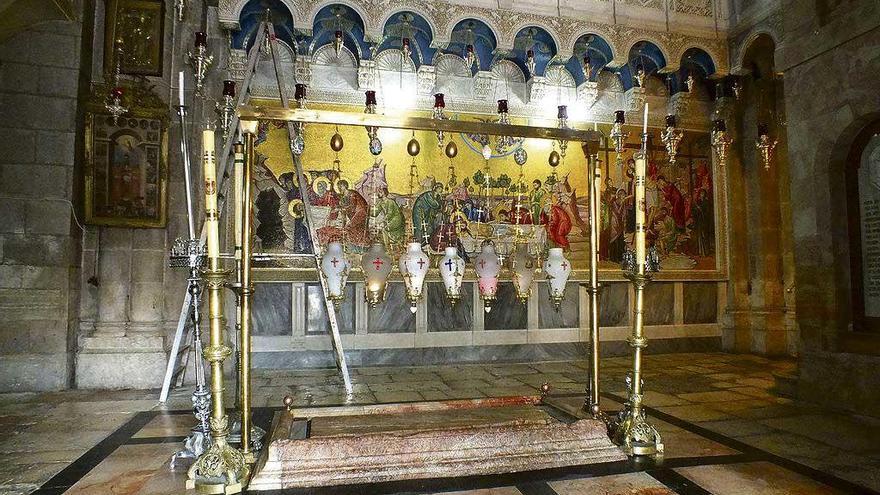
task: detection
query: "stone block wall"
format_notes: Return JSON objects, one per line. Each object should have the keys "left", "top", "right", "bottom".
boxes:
{"left": 0, "top": 15, "right": 86, "bottom": 391}
{"left": 776, "top": 0, "right": 880, "bottom": 414}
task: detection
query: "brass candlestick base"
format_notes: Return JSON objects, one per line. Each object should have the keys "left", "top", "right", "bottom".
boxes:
{"left": 612, "top": 268, "right": 663, "bottom": 457}
{"left": 187, "top": 268, "right": 250, "bottom": 494}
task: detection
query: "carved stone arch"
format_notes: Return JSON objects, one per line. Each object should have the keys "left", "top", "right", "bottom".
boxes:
{"left": 376, "top": 7, "right": 440, "bottom": 43}
{"left": 500, "top": 21, "right": 563, "bottom": 55}
{"left": 596, "top": 69, "right": 623, "bottom": 93}
{"left": 622, "top": 37, "right": 673, "bottom": 71}
{"left": 544, "top": 65, "right": 576, "bottom": 89}
{"left": 219, "top": 0, "right": 302, "bottom": 30}
{"left": 374, "top": 48, "right": 416, "bottom": 72}
{"left": 306, "top": 0, "right": 374, "bottom": 38}
{"left": 673, "top": 42, "right": 725, "bottom": 77}
{"left": 434, "top": 53, "right": 471, "bottom": 78}
{"left": 312, "top": 43, "right": 358, "bottom": 67}
{"left": 491, "top": 59, "right": 526, "bottom": 84}
{"left": 561, "top": 27, "right": 618, "bottom": 62}
{"left": 732, "top": 29, "right": 781, "bottom": 75}
{"left": 438, "top": 13, "right": 502, "bottom": 47}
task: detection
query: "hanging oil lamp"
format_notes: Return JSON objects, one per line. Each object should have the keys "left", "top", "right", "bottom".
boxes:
{"left": 187, "top": 32, "right": 213, "bottom": 96}
{"left": 291, "top": 83, "right": 307, "bottom": 155}
{"left": 364, "top": 90, "right": 381, "bottom": 155}
{"left": 610, "top": 110, "right": 628, "bottom": 160}
{"left": 582, "top": 55, "right": 592, "bottom": 81}
{"left": 634, "top": 66, "right": 646, "bottom": 88}
{"left": 511, "top": 243, "right": 535, "bottom": 304}
{"left": 216, "top": 80, "right": 236, "bottom": 140}
{"left": 557, "top": 105, "right": 569, "bottom": 160}
{"left": 685, "top": 73, "right": 695, "bottom": 93}
{"left": 445, "top": 139, "right": 458, "bottom": 189}
{"left": 526, "top": 49, "right": 536, "bottom": 77}
{"left": 474, "top": 240, "right": 501, "bottom": 313}
{"left": 756, "top": 123, "right": 778, "bottom": 171}
{"left": 439, "top": 246, "right": 465, "bottom": 305}
{"left": 495, "top": 99, "right": 515, "bottom": 154}
{"left": 711, "top": 119, "right": 732, "bottom": 165}
{"left": 465, "top": 44, "right": 476, "bottom": 68}
{"left": 361, "top": 242, "right": 392, "bottom": 308}
{"left": 544, "top": 247, "right": 572, "bottom": 311}
{"left": 334, "top": 30, "right": 344, "bottom": 56}
{"left": 401, "top": 37, "right": 412, "bottom": 61}
{"left": 433, "top": 93, "right": 447, "bottom": 149}
{"left": 399, "top": 242, "right": 429, "bottom": 313}
{"left": 320, "top": 242, "right": 350, "bottom": 307}
{"left": 661, "top": 114, "right": 684, "bottom": 164}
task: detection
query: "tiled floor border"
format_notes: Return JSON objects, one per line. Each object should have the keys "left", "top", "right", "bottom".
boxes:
{"left": 30, "top": 394, "right": 880, "bottom": 495}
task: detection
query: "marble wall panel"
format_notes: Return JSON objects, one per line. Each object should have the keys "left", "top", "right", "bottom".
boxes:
{"left": 484, "top": 283, "right": 528, "bottom": 330}
{"left": 253, "top": 283, "right": 293, "bottom": 336}
{"left": 538, "top": 282, "right": 579, "bottom": 329}
{"left": 644, "top": 282, "right": 675, "bottom": 326}
{"left": 427, "top": 282, "right": 474, "bottom": 331}
{"left": 305, "top": 283, "right": 356, "bottom": 335}
{"left": 599, "top": 282, "right": 629, "bottom": 327}
{"left": 684, "top": 282, "right": 718, "bottom": 324}
{"left": 368, "top": 283, "right": 415, "bottom": 333}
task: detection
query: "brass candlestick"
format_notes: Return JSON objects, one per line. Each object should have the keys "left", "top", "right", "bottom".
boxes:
{"left": 188, "top": 130, "right": 249, "bottom": 493}
{"left": 612, "top": 128, "right": 664, "bottom": 457}
{"left": 584, "top": 147, "right": 604, "bottom": 419}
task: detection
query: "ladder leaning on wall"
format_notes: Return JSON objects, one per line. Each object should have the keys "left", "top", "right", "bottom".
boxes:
{"left": 160, "top": 20, "right": 353, "bottom": 403}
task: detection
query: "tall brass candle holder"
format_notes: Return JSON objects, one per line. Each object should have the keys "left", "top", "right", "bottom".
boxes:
{"left": 612, "top": 107, "right": 664, "bottom": 457}
{"left": 187, "top": 129, "right": 249, "bottom": 494}
{"left": 583, "top": 144, "right": 604, "bottom": 419}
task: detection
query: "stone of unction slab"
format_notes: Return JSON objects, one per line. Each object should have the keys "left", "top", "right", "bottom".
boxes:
{"left": 248, "top": 404, "right": 626, "bottom": 490}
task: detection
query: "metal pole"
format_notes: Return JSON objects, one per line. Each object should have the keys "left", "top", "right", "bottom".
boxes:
{"left": 585, "top": 147, "right": 602, "bottom": 418}
{"left": 238, "top": 137, "right": 254, "bottom": 460}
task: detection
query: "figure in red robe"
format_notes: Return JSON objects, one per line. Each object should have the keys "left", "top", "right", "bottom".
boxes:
{"left": 658, "top": 176, "right": 689, "bottom": 230}
{"left": 547, "top": 198, "right": 572, "bottom": 249}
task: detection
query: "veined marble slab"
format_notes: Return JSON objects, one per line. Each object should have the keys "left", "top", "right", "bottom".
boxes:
{"left": 248, "top": 400, "right": 626, "bottom": 489}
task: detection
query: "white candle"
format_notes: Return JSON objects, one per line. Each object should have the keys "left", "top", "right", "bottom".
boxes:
{"left": 233, "top": 145, "right": 244, "bottom": 259}
{"left": 635, "top": 103, "right": 648, "bottom": 265}
{"left": 643, "top": 102, "right": 649, "bottom": 135}
{"left": 179, "top": 71, "right": 185, "bottom": 107}
{"left": 203, "top": 129, "right": 219, "bottom": 258}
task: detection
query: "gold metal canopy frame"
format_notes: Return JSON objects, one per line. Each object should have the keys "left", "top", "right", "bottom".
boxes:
{"left": 237, "top": 103, "right": 607, "bottom": 415}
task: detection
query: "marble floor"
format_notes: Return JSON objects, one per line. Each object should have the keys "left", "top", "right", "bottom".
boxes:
{"left": 3, "top": 352, "right": 880, "bottom": 494}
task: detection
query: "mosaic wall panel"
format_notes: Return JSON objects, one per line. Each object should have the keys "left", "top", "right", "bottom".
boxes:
{"left": 684, "top": 282, "right": 717, "bottom": 324}
{"left": 253, "top": 283, "right": 292, "bottom": 336}
{"left": 599, "top": 282, "right": 629, "bottom": 327}
{"left": 368, "top": 283, "right": 416, "bottom": 333}
{"left": 427, "top": 282, "right": 474, "bottom": 331}
{"left": 484, "top": 283, "right": 528, "bottom": 330}
{"left": 644, "top": 282, "right": 675, "bottom": 325}
{"left": 305, "top": 283, "right": 356, "bottom": 335}
{"left": 537, "top": 282, "right": 579, "bottom": 329}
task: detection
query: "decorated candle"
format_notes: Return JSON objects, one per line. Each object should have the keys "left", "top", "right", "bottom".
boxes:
{"left": 178, "top": 71, "right": 185, "bottom": 107}
{"left": 203, "top": 129, "right": 219, "bottom": 258}
{"left": 233, "top": 142, "right": 244, "bottom": 259}
{"left": 635, "top": 103, "right": 648, "bottom": 264}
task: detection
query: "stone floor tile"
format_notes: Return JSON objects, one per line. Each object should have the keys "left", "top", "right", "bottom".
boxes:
{"left": 374, "top": 391, "right": 423, "bottom": 403}
{"left": 676, "top": 390, "right": 753, "bottom": 403}
{"left": 427, "top": 488, "right": 522, "bottom": 495}
{"left": 655, "top": 404, "right": 734, "bottom": 422}
{"left": 675, "top": 461, "right": 844, "bottom": 494}
{"left": 550, "top": 472, "right": 674, "bottom": 494}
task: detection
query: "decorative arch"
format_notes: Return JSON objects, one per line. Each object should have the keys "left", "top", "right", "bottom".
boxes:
{"left": 508, "top": 25, "right": 558, "bottom": 78}
{"left": 306, "top": 0, "right": 373, "bottom": 36}
{"left": 309, "top": 3, "right": 370, "bottom": 61}
{"left": 673, "top": 43, "right": 721, "bottom": 77}
{"left": 501, "top": 20, "right": 563, "bottom": 56}
{"left": 439, "top": 13, "right": 502, "bottom": 48}
{"left": 566, "top": 32, "right": 614, "bottom": 86}
{"left": 377, "top": 10, "right": 436, "bottom": 68}
{"left": 616, "top": 40, "right": 668, "bottom": 91}
{"left": 732, "top": 29, "right": 781, "bottom": 74}
{"left": 376, "top": 7, "right": 440, "bottom": 46}
{"left": 441, "top": 17, "right": 499, "bottom": 73}
{"left": 221, "top": 0, "right": 300, "bottom": 29}
{"left": 544, "top": 65, "right": 576, "bottom": 89}
{"left": 563, "top": 28, "right": 618, "bottom": 62}
{"left": 623, "top": 38, "right": 672, "bottom": 71}
{"left": 231, "top": 0, "right": 297, "bottom": 51}
{"left": 434, "top": 53, "right": 471, "bottom": 78}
